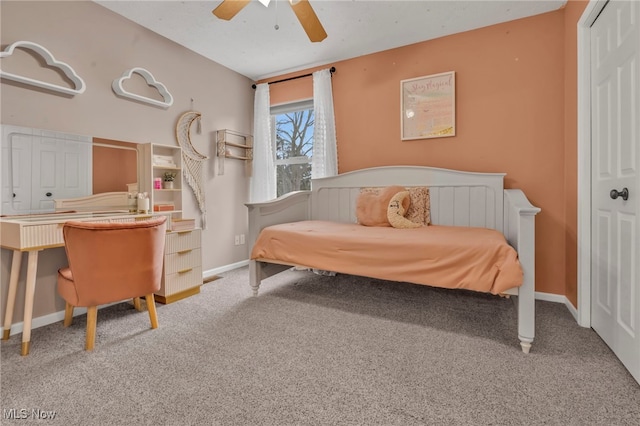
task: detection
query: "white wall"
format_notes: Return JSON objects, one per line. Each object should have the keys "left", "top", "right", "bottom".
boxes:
{"left": 0, "top": 0, "right": 254, "bottom": 322}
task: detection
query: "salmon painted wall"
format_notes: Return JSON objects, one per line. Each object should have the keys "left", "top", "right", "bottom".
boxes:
{"left": 267, "top": 9, "right": 578, "bottom": 296}
{"left": 92, "top": 138, "right": 138, "bottom": 194}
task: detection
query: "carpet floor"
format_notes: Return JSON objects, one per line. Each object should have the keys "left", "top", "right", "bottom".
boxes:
{"left": 1, "top": 266, "right": 639, "bottom": 425}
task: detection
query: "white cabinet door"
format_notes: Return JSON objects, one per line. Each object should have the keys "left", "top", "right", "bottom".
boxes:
{"left": 590, "top": 0, "right": 640, "bottom": 383}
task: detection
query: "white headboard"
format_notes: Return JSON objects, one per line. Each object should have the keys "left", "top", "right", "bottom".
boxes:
{"left": 310, "top": 166, "right": 505, "bottom": 231}
{"left": 54, "top": 191, "right": 131, "bottom": 212}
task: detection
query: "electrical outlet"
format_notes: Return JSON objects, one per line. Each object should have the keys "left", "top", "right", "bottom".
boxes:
{"left": 234, "top": 235, "right": 239, "bottom": 245}
{"left": 240, "top": 234, "right": 245, "bottom": 245}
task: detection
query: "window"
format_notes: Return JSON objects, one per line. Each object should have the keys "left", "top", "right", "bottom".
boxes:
{"left": 271, "top": 100, "right": 314, "bottom": 197}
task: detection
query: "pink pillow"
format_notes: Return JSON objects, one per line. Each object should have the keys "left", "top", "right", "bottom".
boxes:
{"left": 356, "top": 185, "right": 408, "bottom": 226}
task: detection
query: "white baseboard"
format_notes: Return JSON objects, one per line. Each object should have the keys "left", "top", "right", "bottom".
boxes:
{"left": 2, "top": 267, "right": 581, "bottom": 337}
{"left": 564, "top": 298, "right": 580, "bottom": 323}
{"left": 2, "top": 306, "right": 94, "bottom": 338}
{"left": 2, "top": 260, "right": 251, "bottom": 338}
{"left": 534, "top": 291, "right": 566, "bottom": 303}
{"left": 203, "top": 259, "right": 249, "bottom": 279}
{"left": 535, "top": 291, "right": 581, "bottom": 324}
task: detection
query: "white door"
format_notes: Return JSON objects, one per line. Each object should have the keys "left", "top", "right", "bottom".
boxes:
{"left": 591, "top": 0, "right": 639, "bottom": 383}
{"left": 0, "top": 125, "right": 92, "bottom": 215}
{"left": 1, "top": 128, "right": 33, "bottom": 215}
{"left": 31, "top": 136, "right": 91, "bottom": 212}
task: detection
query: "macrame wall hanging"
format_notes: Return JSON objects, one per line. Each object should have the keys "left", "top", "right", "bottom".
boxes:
{"left": 175, "top": 110, "right": 208, "bottom": 229}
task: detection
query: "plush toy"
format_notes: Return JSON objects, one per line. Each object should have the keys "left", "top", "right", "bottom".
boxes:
{"left": 387, "top": 191, "right": 423, "bottom": 229}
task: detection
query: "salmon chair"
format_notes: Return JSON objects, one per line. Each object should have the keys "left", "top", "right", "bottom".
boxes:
{"left": 57, "top": 217, "right": 167, "bottom": 350}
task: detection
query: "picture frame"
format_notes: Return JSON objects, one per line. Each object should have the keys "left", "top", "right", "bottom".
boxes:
{"left": 401, "top": 71, "right": 455, "bottom": 140}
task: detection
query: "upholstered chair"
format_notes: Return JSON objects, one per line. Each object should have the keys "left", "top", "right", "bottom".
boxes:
{"left": 57, "top": 216, "right": 167, "bottom": 350}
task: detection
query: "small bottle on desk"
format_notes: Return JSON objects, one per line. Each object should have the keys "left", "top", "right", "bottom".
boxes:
{"left": 137, "top": 193, "right": 150, "bottom": 214}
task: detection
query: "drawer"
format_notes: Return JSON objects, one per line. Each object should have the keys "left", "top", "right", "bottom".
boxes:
{"left": 164, "top": 248, "right": 201, "bottom": 275}
{"left": 165, "top": 229, "right": 201, "bottom": 254}
{"left": 158, "top": 266, "right": 202, "bottom": 297}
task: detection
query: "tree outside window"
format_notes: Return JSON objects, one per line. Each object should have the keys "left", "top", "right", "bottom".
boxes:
{"left": 273, "top": 102, "right": 314, "bottom": 197}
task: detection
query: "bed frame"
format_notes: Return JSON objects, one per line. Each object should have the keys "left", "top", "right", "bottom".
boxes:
{"left": 246, "top": 166, "right": 541, "bottom": 353}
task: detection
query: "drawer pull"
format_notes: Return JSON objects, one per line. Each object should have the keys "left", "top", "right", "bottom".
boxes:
{"left": 177, "top": 249, "right": 193, "bottom": 255}
{"left": 176, "top": 230, "right": 192, "bottom": 235}
{"left": 178, "top": 268, "right": 193, "bottom": 274}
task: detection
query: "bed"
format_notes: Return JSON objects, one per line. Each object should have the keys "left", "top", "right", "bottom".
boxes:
{"left": 245, "top": 166, "right": 540, "bottom": 353}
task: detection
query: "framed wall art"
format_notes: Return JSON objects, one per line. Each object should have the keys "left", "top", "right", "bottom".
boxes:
{"left": 401, "top": 71, "right": 455, "bottom": 140}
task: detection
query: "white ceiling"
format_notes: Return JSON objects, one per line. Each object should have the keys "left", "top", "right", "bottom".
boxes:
{"left": 95, "top": 0, "right": 567, "bottom": 81}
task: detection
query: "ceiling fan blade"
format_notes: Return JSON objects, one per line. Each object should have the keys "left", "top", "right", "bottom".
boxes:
{"left": 289, "top": 0, "right": 327, "bottom": 43}
{"left": 212, "top": 0, "right": 251, "bottom": 21}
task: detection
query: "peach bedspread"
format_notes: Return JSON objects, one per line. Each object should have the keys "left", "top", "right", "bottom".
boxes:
{"left": 251, "top": 220, "right": 523, "bottom": 295}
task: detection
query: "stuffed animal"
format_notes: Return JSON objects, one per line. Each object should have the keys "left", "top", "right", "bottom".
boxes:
{"left": 387, "top": 191, "right": 423, "bottom": 229}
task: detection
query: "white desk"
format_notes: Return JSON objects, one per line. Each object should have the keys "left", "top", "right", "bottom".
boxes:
{"left": 1, "top": 210, "right": 162, "bottom": 355}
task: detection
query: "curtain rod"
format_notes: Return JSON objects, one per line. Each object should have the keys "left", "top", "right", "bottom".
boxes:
{"left": 251, "top": 66, "right": 335, "bottom": 89}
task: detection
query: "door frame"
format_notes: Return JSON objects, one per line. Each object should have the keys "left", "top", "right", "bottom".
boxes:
{"left": 576, "top": 0, "right": 609, "bottom": 328}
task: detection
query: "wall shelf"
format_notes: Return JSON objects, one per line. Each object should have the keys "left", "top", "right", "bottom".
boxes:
{"left": 0, "top": 41, "right": 87, "bottom": 96}
{"left": 216, "top": 129, "right": 253, "bottom": 174}
{"left": 112, "top": 67, "right": 173, "bottom": 109}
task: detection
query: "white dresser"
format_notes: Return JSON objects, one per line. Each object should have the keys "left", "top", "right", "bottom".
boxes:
{"left": 155, "top": 228, "right": 202, "bottom": 304}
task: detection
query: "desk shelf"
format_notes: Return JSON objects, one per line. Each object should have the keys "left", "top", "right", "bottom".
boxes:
{"left": 139, "top": 143, "right": 183, "bottom": 216}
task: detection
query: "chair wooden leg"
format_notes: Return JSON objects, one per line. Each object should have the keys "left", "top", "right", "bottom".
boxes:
{"left": 145, "top": 294, "right": 158, "bottom": 329}
{"left": 85, "top": 306, "right": 98, "bottom": 351}
{"left": 63, "top": 302, "right": 74, "bottom": 327}
{"left": 133, "top": 297, "right": 142, "bottom": 311}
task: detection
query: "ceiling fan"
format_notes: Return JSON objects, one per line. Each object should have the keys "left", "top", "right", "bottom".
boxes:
{"left": 212, "top": 0, "right": 328, "bottom": 43}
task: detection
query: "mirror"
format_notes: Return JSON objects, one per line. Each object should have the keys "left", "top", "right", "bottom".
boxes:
{"left": 92, "top": 137, "right": 138, "bottom": 194}
{"left": 1, "top": 125, "right": 139, "bottom": 216}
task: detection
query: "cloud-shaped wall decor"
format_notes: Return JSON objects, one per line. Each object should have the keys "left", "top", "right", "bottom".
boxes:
{"left": 0, "top": 41, "right": 86, "bottom": 95}
{"left": 112, "top": 67, "right": 174, "bottom": 109}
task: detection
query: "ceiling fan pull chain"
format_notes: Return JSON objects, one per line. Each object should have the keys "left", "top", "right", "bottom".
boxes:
{"left": 274, "top": 0, "right": 279, "bottom": 30}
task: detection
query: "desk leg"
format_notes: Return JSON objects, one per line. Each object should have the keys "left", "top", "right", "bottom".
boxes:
{"left": 2, "top": 250, "right": 23, "bottom": 340}
{"left": 20, "top": 251, "right": 39, "bottom": 356}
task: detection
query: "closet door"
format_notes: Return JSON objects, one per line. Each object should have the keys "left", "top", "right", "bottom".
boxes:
{"left": 30, "top": 136, "right": 91, "bottom": 212}
{"left": 590, "top": 0, "right": 639, "bottom": 384}
{"left": 0, "top": 128, "right": 32, "bottom": 215}
{"left": 0, "top": 125, "right": 92, "bottom": 215}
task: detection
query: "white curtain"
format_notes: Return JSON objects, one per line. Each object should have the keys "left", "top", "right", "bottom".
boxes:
{"left": 250, "top": 83, "right": 276, "bottom": 202}
{"left": 312, "top": 68, "right": 338, "bottom": 178}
